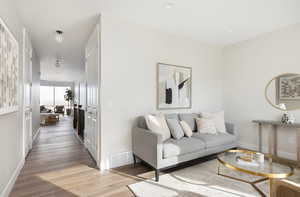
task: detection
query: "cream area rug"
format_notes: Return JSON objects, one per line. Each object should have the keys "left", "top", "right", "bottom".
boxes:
{"left": 129, "top": 159, "right": 270, "bottom": 197}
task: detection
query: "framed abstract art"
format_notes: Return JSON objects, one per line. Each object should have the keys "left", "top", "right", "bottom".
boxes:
{"left": 0, "top": 17, "right": 19, "bottom": 115}
{"left": 157, "top": 63, "right": 192, "bottom": 109}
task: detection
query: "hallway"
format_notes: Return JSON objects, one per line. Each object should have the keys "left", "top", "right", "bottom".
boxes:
{"left": 10, "top": 117, "right": 151, "bottom": 197}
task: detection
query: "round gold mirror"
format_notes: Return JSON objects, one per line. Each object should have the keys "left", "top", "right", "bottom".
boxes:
{"left": 265, "top": 73, "right": 300, "bottom": 111}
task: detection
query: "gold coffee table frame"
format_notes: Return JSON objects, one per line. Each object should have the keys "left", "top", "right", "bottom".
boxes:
{"left": 217, "top": 149, "right": 294, "bottom": 197}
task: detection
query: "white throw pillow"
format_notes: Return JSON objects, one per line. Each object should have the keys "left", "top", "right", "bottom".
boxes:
{"left": 195, "top": 118, "right": 217, "bottom": 134}
{"left": 201, "top": 111, "right": 226, "bottom": 133}
{"left": 144, "top": 113, "right": 171, "bottom": 141}
{"left": 180, "top": 121, "right": 193, "bottom": 138}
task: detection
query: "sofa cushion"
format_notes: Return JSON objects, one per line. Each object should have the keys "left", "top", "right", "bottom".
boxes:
{"left": 179, "top": 113, "right": 199, "bottom": 131}
{"left": 201, "top": 111, "right": 226, "bottom": 133}
{"left": 166, "top": 118, "right": 184, "bottom": 139}
{"left": 192, "top": 133, "right": 237, "bottom": 148}
{"left": 165, "top": 113, "right": 179, "bottom": 121}
{"left": 163, "top": 137, "right": 205, "bottom": 158}
{"left": 145, "top": 114, "right": 171, "bottom": 141}
{"left": 180, "top": 121, "right": 193, "bottom": 137}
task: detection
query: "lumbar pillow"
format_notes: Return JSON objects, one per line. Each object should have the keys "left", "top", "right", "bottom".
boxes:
{"left": 166, "top": 118, "right": 185, "bottom": 139}
{"left": 178, "top": 113, "right": 199, "bottom": 131}
{"left": 144, "top": 113, "right": 171, "bottom": 141}
{"left": 180, "top": 121, "right": 193, "bottom": 137}
{"left": 201, "top": 111, "right": 226, "bottom": 133}
{"left": 195, "top": 117, "right": 217, "bottom": 134}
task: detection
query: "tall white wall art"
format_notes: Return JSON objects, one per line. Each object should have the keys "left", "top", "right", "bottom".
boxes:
{"left": 157, "top": 63, "right": 192, "bottom": 109}
{"left": 0, "top": 17, "right": 19, "bottom": 115}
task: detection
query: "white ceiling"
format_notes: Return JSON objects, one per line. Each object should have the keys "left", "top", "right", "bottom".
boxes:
{"left": 15, "top": 0, "right": 300, "bottom": 81}
{"left": 15, "top": 0, "right": 101, "bottom": 82}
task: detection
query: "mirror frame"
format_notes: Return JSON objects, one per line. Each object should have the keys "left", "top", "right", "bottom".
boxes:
{"left": 265, "top": 73, "right": 300, "bottom": 111}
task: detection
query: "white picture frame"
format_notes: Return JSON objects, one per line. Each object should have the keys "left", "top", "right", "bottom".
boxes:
{"left": 157, "top": 63, "right": 192, "bottom": 110}
{"left": 0, "top": 17, "right": 19, "bottom": 115}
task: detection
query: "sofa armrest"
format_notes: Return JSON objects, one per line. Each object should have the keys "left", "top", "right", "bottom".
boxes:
{"left": 132, "top": 127, "right": 163, "bottom": 169}
{"left": 225, "top": 122, "right": 237, "bottom": 136}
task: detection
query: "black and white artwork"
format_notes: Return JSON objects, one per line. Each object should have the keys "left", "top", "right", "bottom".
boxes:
{"left": 279, "top": 75, "right": 300, "bottom": 101}
{"left": 157, "top": 63, "right": 191, "bottom": 109}
{"left": 0, "top": 17, "right": 19, "bottom": 115}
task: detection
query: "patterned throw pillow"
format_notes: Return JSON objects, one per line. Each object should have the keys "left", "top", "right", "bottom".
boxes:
{"left": 195, "top": 117, "right": 217, "bottom": 134}
{"left": 201, "top": 111, "right": 226, "bottom": 133}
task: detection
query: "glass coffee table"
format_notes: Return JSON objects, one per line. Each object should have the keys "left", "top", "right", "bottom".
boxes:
{"left": 217, "top": 149, "right": 294, "bottom": 197}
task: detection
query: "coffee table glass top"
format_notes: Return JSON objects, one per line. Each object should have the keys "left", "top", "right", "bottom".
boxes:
{"left": 217, "top": 150, "right": 293, "bottom": 179}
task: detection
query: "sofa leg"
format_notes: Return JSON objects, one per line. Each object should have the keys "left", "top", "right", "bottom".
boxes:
{"left": 133, "top": 154, "right": 137, "bottom": 167}
{"left": 155, "top": 169, "right": 160, "bottom": 182}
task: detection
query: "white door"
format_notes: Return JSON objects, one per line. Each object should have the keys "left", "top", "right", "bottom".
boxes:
{"left": 85, "top": 23, "right": 100, "bottom": 163}
{"left": 23, "top": 29, "right": 33, "bottom": 156}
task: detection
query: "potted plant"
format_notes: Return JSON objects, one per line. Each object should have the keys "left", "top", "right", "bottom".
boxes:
{"left": 64, "top": 89, "right": 74, "bottom": 116}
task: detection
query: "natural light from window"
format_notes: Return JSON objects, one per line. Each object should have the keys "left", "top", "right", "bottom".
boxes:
{"left": 40, "top": 86, "right": 70, "bottom": 107}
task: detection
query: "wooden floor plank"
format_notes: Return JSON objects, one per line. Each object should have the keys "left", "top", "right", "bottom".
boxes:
{"left": 10, "top": 116, "right": 151, "bottom": 197}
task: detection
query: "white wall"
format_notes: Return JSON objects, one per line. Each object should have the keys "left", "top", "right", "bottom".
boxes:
{"left": 0, "top": 1, "right": 41, "bottom": 195}
{"left": 100, "top": 16, "right": 224, "bottom": 169}
{"left": 223, "top": 24, "right": 300, "bottom": 160}
{"left": 0, "top": 0, "right": 25, "bottom": 195}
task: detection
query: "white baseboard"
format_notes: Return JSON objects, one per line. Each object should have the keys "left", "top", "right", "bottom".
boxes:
{"left": 100, "top": 151, "right": 134, "bottom": 170}
{"left": 1, "top": 158, "right": 25, "bottom": 197}
{"left": 238, "top": 141, "right": 296, "bottom": 160}
{"left": 33, "top": 127, "right": 41, "bottom": 142}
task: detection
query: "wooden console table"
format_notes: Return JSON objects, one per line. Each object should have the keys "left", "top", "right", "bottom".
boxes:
{"left": 253, "top": 120, "right": 300, "bottom": 167}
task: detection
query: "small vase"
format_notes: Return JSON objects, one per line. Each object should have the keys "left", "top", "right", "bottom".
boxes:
{"left": 281, "top": 112, "right": 295, "bottom": 124}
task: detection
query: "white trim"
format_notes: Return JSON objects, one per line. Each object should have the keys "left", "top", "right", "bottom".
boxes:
{"left": 33, "top": 127, "right": 41, "bottom": 142}
{"left": 238, "top": 141, "right": 296, "bottom": 160}
{"left": 0, "top": 158, "right": 25, "bottom": 197}
{"left": 105, "top": 151, "right": 134, "bottom": 169}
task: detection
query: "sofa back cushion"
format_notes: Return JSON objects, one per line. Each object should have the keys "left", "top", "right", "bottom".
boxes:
{"left": 178, "top": 113, "right": 200, "bottom": 131}
{"left": 165, "top": 113, "right": 179, "bottom": 121}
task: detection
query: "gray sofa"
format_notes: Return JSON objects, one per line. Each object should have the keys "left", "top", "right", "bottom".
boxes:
{"left": 132, "top": 113, "right": 238, "bottom": 181}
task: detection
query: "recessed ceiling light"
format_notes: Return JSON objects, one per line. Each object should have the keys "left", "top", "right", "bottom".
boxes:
{"left": 164, "top": 1, "right": 175, "bottom": 9}
{"left": 55, "top": 30, "right": 64, "bottom": 43}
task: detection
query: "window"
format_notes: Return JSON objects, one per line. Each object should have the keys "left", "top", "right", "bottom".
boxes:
{"left": 40, "top": 86, "right": 71, "bottom": 107}
{"left": 55, "top": 87, "right": 69, "bottom": 106}
{"left": 40, "top": 86, "right": 54, "bottom": 106}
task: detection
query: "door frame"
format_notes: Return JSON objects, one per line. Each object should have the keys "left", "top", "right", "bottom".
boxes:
{"left": 84, "top": 16, "right": 102, "bottom": 169}
{"left": 22, "top": 28, "right": 33, "bottom": 158}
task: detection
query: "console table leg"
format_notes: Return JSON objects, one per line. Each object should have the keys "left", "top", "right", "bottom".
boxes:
{"left": 273, "top": 125, "right": 278, "bottom": 157}
{"left": 297, "top": 129, "right": 300, "bottom": 167}
{"left": 258, "top": 123, "right": 262, "bottom": 152}
{"left": 269, "top": 125, "right": 277, "bottom": 156}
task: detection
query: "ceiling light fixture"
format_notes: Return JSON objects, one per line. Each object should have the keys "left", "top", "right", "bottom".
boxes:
{"left": 55, "top": 57, "right": 63, "bottom": 68}
{"left": 55, "top": 30, "right": 64, "bottom": 43}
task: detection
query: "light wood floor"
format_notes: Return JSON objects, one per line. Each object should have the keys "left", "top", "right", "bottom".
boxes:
{"left": 10, "top": 117, "right": 153, "bottom": 197}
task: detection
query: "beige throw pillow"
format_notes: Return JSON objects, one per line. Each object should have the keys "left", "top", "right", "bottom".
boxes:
{"left": 196, "top": 118, "right": 217, "bottom": 134}
{"left": 144, "top": 113, "right": 171, "bottom": 141}
{"left": 180, "top": 121, "right": 193, "bottom": 137}
{"left": 201, "top": 111, "right": 226, "bottom": 133}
